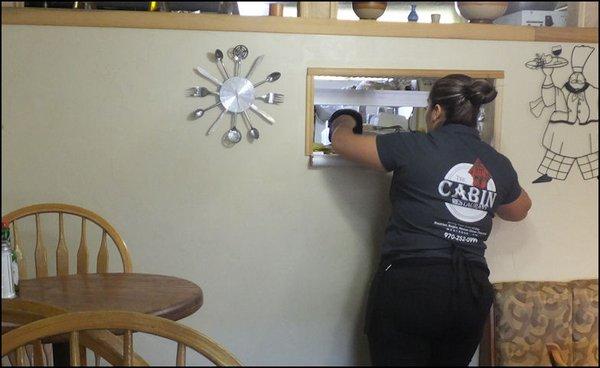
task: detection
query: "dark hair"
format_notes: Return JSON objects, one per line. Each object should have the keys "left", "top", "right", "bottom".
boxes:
{"left": 428, "top": 74, "right": 497, "bottom": 128}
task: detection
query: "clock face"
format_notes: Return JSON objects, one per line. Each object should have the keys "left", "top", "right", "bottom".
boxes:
{"left": 219, "top": 76, "right": 255, "bottom": 113}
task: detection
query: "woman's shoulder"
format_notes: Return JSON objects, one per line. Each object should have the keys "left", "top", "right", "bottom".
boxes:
{"left": 477, "top": 143, "right": 518, "bottom": 179}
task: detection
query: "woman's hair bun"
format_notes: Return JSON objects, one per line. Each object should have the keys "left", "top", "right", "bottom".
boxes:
{"left": 466, "top": 79, "right": 497, "bottom": 105}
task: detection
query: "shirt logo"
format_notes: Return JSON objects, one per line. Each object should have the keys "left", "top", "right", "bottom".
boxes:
{"left": 437, "top": 160, "right": 497, "bottom": 223}
{"left": 469, "top": 159, "right": 492, "bottom": 190}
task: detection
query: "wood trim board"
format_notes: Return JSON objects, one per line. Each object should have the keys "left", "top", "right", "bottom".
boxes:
{"left": 2, "top": 8, "right": 597, "bottom": 43}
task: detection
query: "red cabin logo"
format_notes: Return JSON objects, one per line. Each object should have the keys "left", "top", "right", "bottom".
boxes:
{"left": 469, "top": 159, "right": 492, "bottom": 190}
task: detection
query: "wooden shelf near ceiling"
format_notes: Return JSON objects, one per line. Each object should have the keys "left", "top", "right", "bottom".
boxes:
{"left": 2, "top": 8, "right": 598, "bottom": 43}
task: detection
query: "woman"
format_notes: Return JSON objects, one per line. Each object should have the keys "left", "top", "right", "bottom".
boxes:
{"left": 329, "top": 74, "right": 531, "bottom": 366}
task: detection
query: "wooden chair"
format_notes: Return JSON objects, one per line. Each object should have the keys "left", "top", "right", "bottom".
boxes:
{"left": 2, "top": 203, "right": 133, "bottom": 365}
{"left": 1, "top": 300, "right": 65, "bottom": 366}
{"left": 2, "top": 299, "right": 149, "bottom": 366}
{"left": 2, "top": 203, "right": 132, "bottom": 279}
{"left": 1, "top": 311, "right": 242, "bottom": 366}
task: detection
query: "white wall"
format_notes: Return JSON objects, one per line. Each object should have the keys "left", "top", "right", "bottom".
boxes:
{"left": 2, "top": 25, "right": 597, "bottom": 366}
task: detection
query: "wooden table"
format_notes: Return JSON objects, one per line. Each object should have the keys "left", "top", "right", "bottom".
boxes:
{"left": 2, "top": 273, "right": 203, "bottom": 365}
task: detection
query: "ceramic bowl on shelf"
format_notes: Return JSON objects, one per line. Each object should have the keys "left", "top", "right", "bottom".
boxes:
{"left": 352, "top": 2, "right": 387, "bottom": 20}
{"left": 456, "top": 2, "right": 509, "bottom": 23}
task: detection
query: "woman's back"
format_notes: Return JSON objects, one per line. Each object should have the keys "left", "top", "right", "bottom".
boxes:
{"left": 377, "top": 123, "right": 521, "bottom": 264}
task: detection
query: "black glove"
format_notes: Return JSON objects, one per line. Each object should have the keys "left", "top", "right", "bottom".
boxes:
{"left": 328, "top": 109, "right": 363, "bottom": 142}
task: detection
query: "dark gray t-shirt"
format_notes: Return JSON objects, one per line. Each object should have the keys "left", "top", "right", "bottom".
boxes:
{"left": 376, "top": 124, "right": 521, "bottom": 264}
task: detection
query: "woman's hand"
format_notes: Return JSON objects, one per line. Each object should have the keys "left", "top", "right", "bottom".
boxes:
{"left": 328, "top": 109, "right": 363, "bottom": 142}
{"left": 329, "top": 115, "right": 355, "bottom": 140}
{"left": 330, "top": 114, "right": 385, "bottom": 171}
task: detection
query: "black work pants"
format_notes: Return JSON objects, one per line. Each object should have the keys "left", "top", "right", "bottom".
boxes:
{"left": 365, "top": 257, "right": 494, "bottom": 366}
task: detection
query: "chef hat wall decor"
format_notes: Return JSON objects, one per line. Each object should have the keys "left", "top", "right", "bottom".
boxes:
{"left": 525, "top": 45, "right": 598, "bottom": 183}
{"left": 187, "top": 44, "right": 283, "bottom": 146}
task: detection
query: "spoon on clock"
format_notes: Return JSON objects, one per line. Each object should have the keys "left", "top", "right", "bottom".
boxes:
{"left": 253, "top": 72, "right": 281, "bottom": 88}
{"left": 226, "top": 114, "right": 242, "bottom": 144}
{"left": 189, "top": 101, "right": 222, "bottom": 120}
{"left": 214, "top": 49, "right": 230, "bottom": 80}
{"left": 242, "top": 111, "right": 260, "bottom": 140}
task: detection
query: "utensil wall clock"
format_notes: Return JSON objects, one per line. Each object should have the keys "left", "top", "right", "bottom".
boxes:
{"left": 187, "top": 44, "right": 284, "bottom": 146}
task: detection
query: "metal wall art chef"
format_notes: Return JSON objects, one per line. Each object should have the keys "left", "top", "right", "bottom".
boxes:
{"left": 527, "top": 45, "right": 598, "bottom": 183}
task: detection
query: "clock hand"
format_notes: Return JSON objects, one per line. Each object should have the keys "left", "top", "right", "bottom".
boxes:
{"left": 235, "top": 90, "right": 242, "bottom": 110}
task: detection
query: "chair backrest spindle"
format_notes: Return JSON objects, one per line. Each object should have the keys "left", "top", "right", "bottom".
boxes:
{"left": 79, "top": 346, "right": 88, "bottom": 366}
{"left": 69, "top": 331, "right": 81, "bottom": 366}
{"left": 77, "top": 218, "right": 89, "bottom": 274}
{"left": 176, "top": 343, "right": 187, "bottom": 366}
{"left": 123, "top": 330, "right": 133, "bottom": 366}
{"left": 56, "top": 212, "right": 69, "bottom": 276}
{"left": 34, "top": 214, "right": 49, "bottom": 278}
{"left": 15, "top": 346, "right": 28, "bottom": 366}
{"left": 32, "top": 340, "right": 45, "bottom": 366}
{"left": 97, "top": 231, "right": 108, "bottom": 273}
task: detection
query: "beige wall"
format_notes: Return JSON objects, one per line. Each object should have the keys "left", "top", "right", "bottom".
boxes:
{"left": 1, "top": 25, "right": 598, "bottom": 365}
